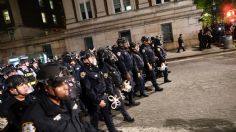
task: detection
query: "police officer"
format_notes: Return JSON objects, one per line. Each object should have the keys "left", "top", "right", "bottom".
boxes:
{"left": 153, "top": 36, "right": 172, "bottom": 83}
{"left": 177, "top": 34, "right": 186, "bottom": 53}
{"left": 113, "top": 37, "right": 140, "bottom": 106}
{"left": 0, "top": 75, "right": 37, "bottom": 132}
{"left": 1, "top": 66, "right": 17, "bottom": 92}
{"left": 129, "top": 42, "right": 148, "bottom": 97}
{"left": 21, "top": 63, "right": 93, "bottom": 132}
{"left": 97, "top": 48, "right": 135, "bottom": 123}
{"left": 17, "top": 59, "right": 37, "bottom": 93}
{"left": 79, "top": 50, "right": 122, "bottom": 132}
{"left": 139, "top": 36, "right": 163, "bottom": 92}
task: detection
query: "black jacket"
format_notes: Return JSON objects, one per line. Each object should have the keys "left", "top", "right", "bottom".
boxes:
{"left": 21, "top": 93, "right": 85, "bottom": 132}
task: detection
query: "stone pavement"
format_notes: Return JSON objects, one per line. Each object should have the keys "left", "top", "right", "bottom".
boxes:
{"left": 165, "top": 44, "right": 236, "bottom": 62}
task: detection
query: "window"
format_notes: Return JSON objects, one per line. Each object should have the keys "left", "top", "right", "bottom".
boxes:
{"left": 80, "top": 0, "right": 93, "bottom": 20}
{"left": 38, "top": 0, "right": 44, "bottom": 7}
{"left": 41, "top": 12, "right": 47, "bottom": 23}
{"left": 80, "top": 3, "right": 86, "bottom": 20}
{"left": 119, "top": 30, "right": 132, "bottom": 43}
{"left": 3, "top": 10, "right": 11, "bottom": 24}
{"left": 114, "top": 0, "right": 121, "bottom": 13}
{"left": 113, "top": 0, "right": 131, "bottom": 13}
{"left": 84, "top": 37, "right": 94, "bottom": 50}
{"left": 156, "top": 0, "right": 161, "bottom": 4}
{"left": 86, "top": 2, "right": 92, "bottom": 18}
{"left": 49, "top": 0, "right": 54, "bottom": 9}
{"left": 123, "top": 0, "right": 131, "bottom": 11}
{"left": 156, "top": 0, "right": 170, "bottom": 4}
{"left": 52, "top": 14, "right": 57, "bottom": 24}
{"left": 43, "top": 44, "right": 53, "bottom": 59}
{"left": 161, "top": 23, "right": 173, "bottom": 42}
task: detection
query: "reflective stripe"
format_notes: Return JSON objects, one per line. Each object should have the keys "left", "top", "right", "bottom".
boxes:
{"left": 28, "top": 81, "right": 36, "bottom": 86}
{"left": 25, "top": 73, "right": 33, "bottom": 77}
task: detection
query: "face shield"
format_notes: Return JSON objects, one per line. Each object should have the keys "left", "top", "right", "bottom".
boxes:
{"left": 107, "top": 50, "right": 118, "bottom": 63}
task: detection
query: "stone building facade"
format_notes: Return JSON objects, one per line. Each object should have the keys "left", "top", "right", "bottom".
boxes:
{"left": 0, "top": 0, "right": 202, "bottom": 63}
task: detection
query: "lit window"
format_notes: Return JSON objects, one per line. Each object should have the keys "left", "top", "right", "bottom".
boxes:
{"left": 52, "top": 14, "right": 57, "bottom": 24}
{"left": 156, "top": 0, "right": 170, "bottom": 4}
{"left": 113, "top": 0, "right": 131, "bottom": 13}
{"left": 41, "top": 12, "right": 47, "bottom": 23}
{"left": 38, "top": 0, "right": 44, "bottom": 7}
{"left": 123, "top": 0, "right": 131, "bottom": 11}
{"left": 3, "top": 10, "right": 11, "bottom": 24}
{"left": 49, "top": 0, "right": 54, "bottom": 9}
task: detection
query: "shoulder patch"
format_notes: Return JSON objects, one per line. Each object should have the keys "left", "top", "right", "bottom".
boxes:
{"left": 68, "top": 82, "right": 74, "bottom": 87}
{"left": 72, "top": 103, "right": 78, "bottom": 110}
{"left": 53, "top": 114, "right": 62, "bottom": 121}
{"left": 157, "top": 48, "right": 161, "bottom": 51}
{"left": 142, "top": 49, "right": 145, "bottom": 53}
{"left": 0, "top": 117, "right": 8, "bottom": 130}
{"left": 22, "top": 122, "right": 36, "bottom": 132}
{"left": 117, "top": 52, "right": 121, "bottom": 56}
{"left": 80, "top": 72, "right": 86, "bottom": 78}
{"left": 104, "top": 73, "right": 108, "bottom": 78}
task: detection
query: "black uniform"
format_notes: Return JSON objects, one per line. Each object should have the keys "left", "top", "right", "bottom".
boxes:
{"left": 80, "top": 64, "right": 117, "bottom": 132}
{"left": 0, "top": 94, "right": 37, "bottom": 132}
{"left": 139, "top": 43, "right": 162, "bottom": 91}
{"left": 114, "top": 46, "right": 138, "bottom": 105}
{"left": 21, "top": 93, "right": 86, "bottom": 132}
{"left": 177, "top": 34, "right": 185, "bottom": 52}
{"left": 101, "top": 62, "right": 134, "bottom": 122}
{"left": 130, "top": 51, "right": 147, "bottom": 97}
{"left": 154, "top": 44, "right": 171, "bottom": 83}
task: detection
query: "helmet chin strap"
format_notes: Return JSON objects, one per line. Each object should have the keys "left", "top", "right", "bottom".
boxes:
{"left": 15, "top": 88, "right": 26, "bottom": 96}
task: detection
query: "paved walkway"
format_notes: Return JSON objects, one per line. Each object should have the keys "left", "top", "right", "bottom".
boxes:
{"left": 165, "top": 44, "right": 236, "bottom": 62}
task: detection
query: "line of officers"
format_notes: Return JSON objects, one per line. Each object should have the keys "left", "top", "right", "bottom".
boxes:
{"left": 0, "top": 35, "right": 171, "bottom": 132}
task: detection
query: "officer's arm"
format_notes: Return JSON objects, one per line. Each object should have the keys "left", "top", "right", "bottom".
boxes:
{"left": 80, "top": 77, "right": 101, "bottom": 104}
{"left": 156, "top": 49, "right": 165, "bottom": 63}
{"left": 104, "top": 75, "right": 115, "bottom": 95}
{"left": 115, "top": 55, "right": 128, "bottom": 79}
{"left": 139, "top": 47, "right": 149, "bottom": 65}
{"left": 132, "top": 56, "right": 139, "bottom": 76}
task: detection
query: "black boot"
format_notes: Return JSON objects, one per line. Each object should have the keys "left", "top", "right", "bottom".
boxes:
{"left": 164, "top": 79, "right": 172, "bottom": 83}
{"left": 154, "top": 85, "right": 163, "bottom": 92}
{"left": 124, "top": 116, "right": 135, "bottom": 122}
{"left": 140, "top": 92, "right": 149, "bottom": 97}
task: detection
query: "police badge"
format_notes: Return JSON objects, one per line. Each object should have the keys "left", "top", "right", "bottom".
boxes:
{"left": 117, "top": 52, "right": 121, "bottom": 56}
{"left": 80, "top": 72, "right": 86, "bottom": 78}
{"left": 104, "top": 73, "right": 108, "bottom": 78}
{"left": 22, "top": 122, "right": 36, "bottom": 132}
{"left": 142, "top": 49, "right": 145, "bottom": 53}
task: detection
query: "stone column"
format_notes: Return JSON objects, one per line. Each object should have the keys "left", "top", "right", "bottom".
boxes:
{"left": 106, "top": 0, "right": 114, "bottom": 15}
{"left": 62, "top": 0, "right": 77, "bottom": 25}
{"left": 8, "top": 0, "right": 23, "bottom": 26}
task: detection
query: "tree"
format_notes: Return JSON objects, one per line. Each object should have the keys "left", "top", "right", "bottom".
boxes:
{"left": 194, "top": 0, "right": 234, "bottom": 26}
